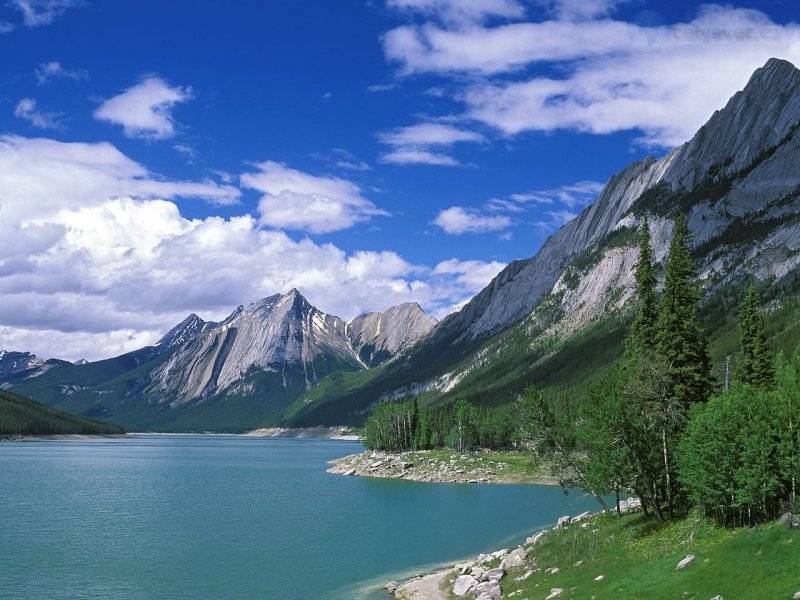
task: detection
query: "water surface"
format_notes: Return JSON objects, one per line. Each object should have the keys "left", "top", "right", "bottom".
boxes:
{"left": 0, "top": 435, "right": 598, "bottom": 599}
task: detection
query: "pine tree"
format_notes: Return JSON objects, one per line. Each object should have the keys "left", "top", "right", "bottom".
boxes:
{"left": 627, "top": 215, "right": 658, "bottom": 354}
{"left": 656, "top": 214, "right": 713, "bottom": 406}
{"left": 735, "top": 283, "right": 775, "bottom": 389}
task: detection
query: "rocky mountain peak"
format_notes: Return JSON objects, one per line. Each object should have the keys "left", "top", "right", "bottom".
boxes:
{"left": 664, "top": 57, "right": 800, "bottom": 190}
{"left": 156, "top": 313, "right": 208, "bottom": 349}
{"left": 347, "top": 302, "right": 438, "bottom": 367}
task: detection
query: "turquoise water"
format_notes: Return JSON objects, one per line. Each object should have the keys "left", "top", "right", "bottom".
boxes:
{"left": 0, "top": 435, "right": 598, "bottom": 599}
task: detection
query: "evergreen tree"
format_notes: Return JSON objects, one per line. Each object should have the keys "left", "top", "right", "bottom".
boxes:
{"left": 627, "top": 215, "right": 658, "bottom": 354}
{"left": 656, "top": 214, "right": 713, "bottom": 406}
{"left": 735, "top": 283, "right": 775, "bottom": 388}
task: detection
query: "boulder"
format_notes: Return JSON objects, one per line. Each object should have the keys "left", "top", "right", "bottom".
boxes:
{"left": 778, "top": 512, "right": 799, "bottom": 527}
{"left": 483, "top": 567, "right": 505, "bottom": 582}
{"left": 526, "top": 530, "right": 547, "bottom": 545}
{"left": 710, "top": 596, "right": 724, "bottom": 600}
{"left": 471, "top": 566, "right": 486, "bottom": 580}
{"left": 557, "top": 515, "right": 571, "bottom": 527}
{"left": 676, "top": 555, "right": 695, "bottom": 570}
{"left": 545, "top": 589, "right": 564, "bottom": 600}
{"left": 385, "top": 581, "right": 399, "bottom": 593}
{"left": 594, "top": 575, "right": 604, "bottom": 581}
{"left": 572, "top": 511, "right": 593, "bottom": 523}
{"left": 453, "top": 575, "right": 477, "bottom": 597}
{"left": 501, "top": 547, "right": 527, "bottom": 570}
{"left": 474, "top": 580, "right": 502, "bottom": 600}
{"left": 793, "top": 592, "right": 800, "bottom": 600}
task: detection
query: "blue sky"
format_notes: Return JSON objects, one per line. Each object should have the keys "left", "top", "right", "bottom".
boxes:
{"left": 1, "top": 0, "right": 799, "bottom": 360}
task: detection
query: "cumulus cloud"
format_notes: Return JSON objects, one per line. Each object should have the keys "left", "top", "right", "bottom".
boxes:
{"left": 35, "top": 61, "right": 88, "bottom": 85}
{"left": 433, "top": 258, "right": 506, "bottom": 296}
{"left": 241, "top": 161, "right": 388, "bottom": 234}
{"left": 384, "top": 5, "right": 800, "bottom": 146}
{"left": 0, "top": 135, "right": 240, "bottom": 220}
{"left": 13, "top": 98, "right": 64, "bottom": 129}
{"left": 9, "top": 0, "right": 81, "bottom": 27}
{"left": 94, "top": 76, "right": 192, "bottom": 140}
{"left": 433, "top": 206, "right": 511, "bottom": 234}
{"left": 378, "top": 123, "right": 483, "bottom": 166}
{"left": 0, "top": 135, "right": 505, "bottom": 361}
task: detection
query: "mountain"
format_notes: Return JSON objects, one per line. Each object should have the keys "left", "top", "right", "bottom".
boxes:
{"left": 0, "top": 388, "right": 124, "bottom": 436}
{"left": 284, "top": 57, "right": 800, "bottom": 426}
{"left": 347, "top": 303, "right": 438, "bottom": 367}
{"left": 1, "top": 290, "right": 437, "bottom": 431}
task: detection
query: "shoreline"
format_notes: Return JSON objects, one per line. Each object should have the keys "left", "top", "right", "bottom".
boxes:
{"left": 327, "top": 449, "right": 558, "bottom": 485}
{"left": 0, "top": 433, "right": 132, "bottom": 442}
{"left": 246, "top": 426, "right": 361, "bottom": 440}
{"left": 389, "top": 499, "right": 640, "bottom": 600}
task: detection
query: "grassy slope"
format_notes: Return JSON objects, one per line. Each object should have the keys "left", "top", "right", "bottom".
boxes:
{"left": 446, "top": 512, "right": 800, "bottom": 600}
{"left": 0, "top": 388, "right": 124, "bottom": 435}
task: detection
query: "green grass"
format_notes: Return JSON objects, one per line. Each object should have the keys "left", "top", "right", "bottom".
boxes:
{"left": 0, "top": 388, "right": 124, "bottom": 436}
{"left": 466, "top": 511, "right": 800, "bottom": 600}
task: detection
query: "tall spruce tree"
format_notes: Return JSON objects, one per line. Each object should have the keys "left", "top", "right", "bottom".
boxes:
{"left": 656, "top": 214, "right": 713, "bottom": 406}
{"left": 627, "top": 215, "right": 658, "bottom": 354}
{"left": 735, "top": 283, "right": 775, "bottom": 389}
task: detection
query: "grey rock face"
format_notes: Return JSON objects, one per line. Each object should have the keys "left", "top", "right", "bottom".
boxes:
{"left": 149, "top": 290, "right": 361, "bottom": 403}
{"left": 0, "top": 350, "right": 45, "bottom": 379}
{"left": 347, "top": 302, "right": 437, "bottom": 367}
{"left": 385, "top": 57, "right": 800, "bottom": 405}
{"left": 146, "top": 290, "right": 437, "bottom": 405}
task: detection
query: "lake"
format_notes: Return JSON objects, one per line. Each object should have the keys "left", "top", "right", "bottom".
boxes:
{"left": 0, "top": 435, "right": 599, "bottom": 599}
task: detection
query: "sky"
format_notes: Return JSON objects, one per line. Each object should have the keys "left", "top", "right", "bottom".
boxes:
{"left": 1, "top": 0, "right": 800, "bottom": 361}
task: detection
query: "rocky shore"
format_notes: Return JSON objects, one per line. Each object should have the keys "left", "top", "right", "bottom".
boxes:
{"left": 388, "top": 497, "right": 643, "bottom": 600}
{"left": 247, "top": 426, "right": 360, "bottom": 440}
{"left": 327, "top": 449, "right": 556, "bottom": 485}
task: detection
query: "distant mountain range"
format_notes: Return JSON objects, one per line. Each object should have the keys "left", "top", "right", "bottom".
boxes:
{"left": 0, "top": 291, "right": 436, "bottom": 430}
{"left": 2, "top": 58, "right": 800, "bottom": 431}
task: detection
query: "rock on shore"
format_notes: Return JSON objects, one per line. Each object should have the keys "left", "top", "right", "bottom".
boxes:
{"left": 327, "top": 449, "right": 554, "bottom": 484}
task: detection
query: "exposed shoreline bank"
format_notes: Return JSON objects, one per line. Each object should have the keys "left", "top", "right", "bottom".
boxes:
{"left": 328, "top": 449, "right": 557, "bottom": 485}
{"left": 246, "top": 426, "right": 361, "bottom": 440}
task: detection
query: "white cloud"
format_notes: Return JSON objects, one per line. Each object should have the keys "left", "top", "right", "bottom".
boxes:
{"left": 447, "top": 180, "right": 603, "bottom": 235}
{"left": 378, "top": 123, "right": 484, "bottom": 146}
{"left": 35, "top": 61, "right": 88, "bottom": 85}
{"left": 384, "top": 6, "right": 800, "bottom": 146}
{"left": 0, "top": 135, "right": 240, "bottom": 228}
{"left": 433, "top": 258, "right": 506, "bottom": 296}
{"left": 10, "top": 0, "right": 81, "bottom": 26}
{"left": 94, "top": 76, "right": 192, "bottom": 140}
{"left": 508, "top": 181, "right": 603, "bottom": 209}
{"left": 13, "top": 98, "right": 63, "bottom": 129}
{"left": 387, "top": 0, "right": 524, "bottom": 24}
{"left": 0, "top": 135, "right": 503, "bottom": 361}
{"left": 380, "top": 148, "right": 461, "bottom": 166}
{"left": 542, "top": 0, "right": 628, "bottom": 21}
{"left": 0, "top": 21, "right": 14, "bottom": 33}
{"left": 433, "top": 206, "right": 511, "bottom": 234}
{"left": 241, "top": 161, "right": 388, "bottom": 234}
{"left": 378, "top": 123, "right": 483, "bottom": 166}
